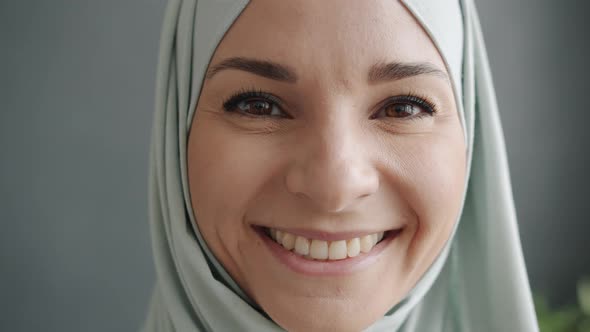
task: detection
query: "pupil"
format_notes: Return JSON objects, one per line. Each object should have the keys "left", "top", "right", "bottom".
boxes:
{"left": 254, "top": 101, "right": 268, "bottom": 110}
{"left": 386, "top": 103, "right": 415, "bottom": 117}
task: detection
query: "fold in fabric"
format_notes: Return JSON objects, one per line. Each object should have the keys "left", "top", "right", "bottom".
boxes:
{"left": 142, "top": 0, "right": 539, "bottom": 330}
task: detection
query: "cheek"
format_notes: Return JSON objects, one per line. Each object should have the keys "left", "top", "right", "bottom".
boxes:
{"left": 392, "top": 132, "right": 466, "bottom": 269}
{"left": 413, "top": 138, "right": 466, "bottom": 215}
{"left": 187, "top": 118, "right": 282, "bottom": 254}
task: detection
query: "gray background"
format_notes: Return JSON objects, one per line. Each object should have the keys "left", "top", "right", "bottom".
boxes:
{"left": 0, "top": 1, "right": 588, "bottom": 331}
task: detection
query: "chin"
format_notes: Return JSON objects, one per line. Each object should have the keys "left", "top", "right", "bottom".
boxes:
{"left": 264, "top": 296, "right": 392, "bottom": 332}
{"left": 247, "top": 269, "right": 404, "bottom": 332}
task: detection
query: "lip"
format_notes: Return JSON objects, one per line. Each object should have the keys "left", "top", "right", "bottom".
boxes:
{"left": 254, "top": 226, "right": 402, "bottom": 277}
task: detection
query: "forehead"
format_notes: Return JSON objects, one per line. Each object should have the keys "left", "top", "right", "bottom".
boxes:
{"left": 211, "top": 0, "right": 446, "bottom": 80}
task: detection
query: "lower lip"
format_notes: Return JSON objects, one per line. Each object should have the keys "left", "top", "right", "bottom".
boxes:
{"left": 255, "top": 227, "right": 400, "bottom": 277}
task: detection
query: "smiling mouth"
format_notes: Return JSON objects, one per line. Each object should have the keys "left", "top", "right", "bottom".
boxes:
{"left": 258, "top": 226, "right": 399, "bottom": 261}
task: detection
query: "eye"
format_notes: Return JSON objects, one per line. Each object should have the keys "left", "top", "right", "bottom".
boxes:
{"left": 371, "top": 95, "right": 436, "bottom": 120}
{"left": 236, "top": 99, "right": 282, "bottom": 116}
{"left": 222, "top": 90, "right": 288, "bottom": 118}
{"left": 383, "top": 103, "right": 421, "bottom": 118}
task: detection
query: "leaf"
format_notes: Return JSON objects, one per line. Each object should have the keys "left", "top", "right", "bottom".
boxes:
{"left": 578, "top": 277, "right": 590, "bottom": 316}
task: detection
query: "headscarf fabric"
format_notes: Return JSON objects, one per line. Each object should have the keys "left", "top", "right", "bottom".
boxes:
{"left": 142, "top": 0, "right": 539, "bottom": 330}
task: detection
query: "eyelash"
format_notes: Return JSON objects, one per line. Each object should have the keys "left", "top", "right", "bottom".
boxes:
{"left": 221, "top": 88, "right": 438, "bottom": 120}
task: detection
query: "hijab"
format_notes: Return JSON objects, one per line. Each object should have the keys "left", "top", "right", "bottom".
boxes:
{"left": 142, "top": 0, "right": 539, "bottom": 330}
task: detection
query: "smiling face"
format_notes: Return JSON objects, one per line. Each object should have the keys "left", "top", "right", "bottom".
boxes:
{"left": 187, "top": 0, "right": 467, "bottom": 331}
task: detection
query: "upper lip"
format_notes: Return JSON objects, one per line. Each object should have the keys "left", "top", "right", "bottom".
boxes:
{"left": 254, "top": 225, "right": 403, "bottom": 241}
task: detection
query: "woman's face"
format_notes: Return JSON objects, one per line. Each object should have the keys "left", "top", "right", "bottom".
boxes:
{"left": 188, "top": 0, "right": 466, "bottom": 331}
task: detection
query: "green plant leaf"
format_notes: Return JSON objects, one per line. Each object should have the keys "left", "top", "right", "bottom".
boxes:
{"left": 578, "top": 277, "right": 590, "bottom": 316}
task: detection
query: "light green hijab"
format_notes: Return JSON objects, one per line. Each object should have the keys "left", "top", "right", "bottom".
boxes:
{"left": 142, "top": 0, "right": 539, "bottom": 331}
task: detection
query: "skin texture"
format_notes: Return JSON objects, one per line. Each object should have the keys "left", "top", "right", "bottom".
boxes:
{"left": 187, "top": 0, "right": 467, "bottom": 331}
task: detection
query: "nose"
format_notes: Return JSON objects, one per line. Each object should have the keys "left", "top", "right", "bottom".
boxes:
{"left": 285, "top": 119, "right": 379, "bottom": 213}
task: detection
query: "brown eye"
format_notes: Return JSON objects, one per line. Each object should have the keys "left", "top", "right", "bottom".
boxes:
{"left": 238, "top": 99, "right": 277, "bottom": 116}
{"left": 223, "top": 90, "right": 287, "bottom": 118}
{"left": 383, "top": 103, "right": 420, "bottom": 118}
{"left": 370, "top": 95, "right": 436, "bottom": 120}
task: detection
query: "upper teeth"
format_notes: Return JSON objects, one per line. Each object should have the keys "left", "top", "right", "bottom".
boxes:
{"left": 269, "top": 228, "right": 385, "bottom": 260}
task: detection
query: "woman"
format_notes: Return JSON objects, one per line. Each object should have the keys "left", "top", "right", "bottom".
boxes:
{"left": 143, "top": 0, "right": 539, "bottom": 331}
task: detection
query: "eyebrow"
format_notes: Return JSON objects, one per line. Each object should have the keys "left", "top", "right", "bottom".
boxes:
{"left": 206, "top": 56, "right": 448, "bottom": 83}
{"left": 206, "top": 57, "right": 298, "bottom": 83}
{"left": 368, "top": 61, "right": 448, "bottom": 83}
